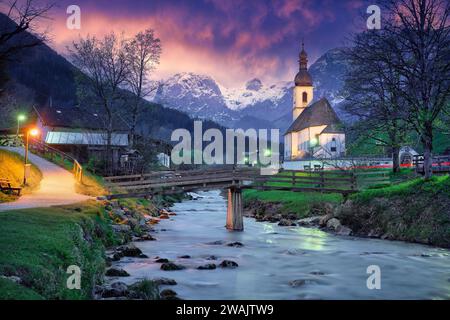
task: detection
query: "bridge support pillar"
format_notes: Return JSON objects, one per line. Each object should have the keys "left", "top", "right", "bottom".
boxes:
{"left": 226, "top": 187, "right": 244, "bottom": 231}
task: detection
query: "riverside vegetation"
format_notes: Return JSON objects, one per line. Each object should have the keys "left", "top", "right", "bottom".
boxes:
{"left": 0, "top": 166, "right": 186, "bottom": 300}
{"left": 243, "top": 174, "right": 450, "bottom": 248}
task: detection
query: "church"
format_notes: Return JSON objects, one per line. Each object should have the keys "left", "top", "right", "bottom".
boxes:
{"left": 284, "top": 43, "right": 346, "bottom": 160}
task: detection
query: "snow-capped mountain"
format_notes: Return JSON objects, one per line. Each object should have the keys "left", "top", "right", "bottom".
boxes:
{"left": 149, "top": 47, "right": 350, "bottom": 132}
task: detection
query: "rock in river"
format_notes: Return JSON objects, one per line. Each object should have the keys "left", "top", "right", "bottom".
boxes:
{"left": 219, "top": 260, "right": 239, "bottom": 268}
{"left": 102, "top": 282, "right": 129, "bottom": 298}
{"left": 278, "top": 219, "right": 297, "bottom": 227}
{"left": 226, "top": 242, "right": 244, "bottom": 247}
{"left": 326, "top": 218, "right": 341, "bottom": 230}
{"left": 105, "top": 268, "right": 130, "bottom": 277}
{"left": 116, "top": 244, "right": 143, "bottom": 257}
{"left": 197, "top": 264, "right": 217, "bottom": 270}
{"left": 155, "top": 258, "right": 170, "bottom": 263}
{"left": 161, "top": 262, "right": 186, "bottom": 271}
{"left": 160, "top": 289, "right": 179, "bottom": 300}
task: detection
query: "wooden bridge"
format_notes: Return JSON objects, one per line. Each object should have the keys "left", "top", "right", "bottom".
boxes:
{"left": 103, "top": 167, "right": 383, "bottom": 231}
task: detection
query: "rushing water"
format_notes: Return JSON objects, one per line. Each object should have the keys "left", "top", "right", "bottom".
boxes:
{"left": 114, "top": 190, "right": 450, "bottom": 300}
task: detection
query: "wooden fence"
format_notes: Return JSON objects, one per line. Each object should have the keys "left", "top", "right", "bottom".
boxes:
{"left": 413, "top": 155, "right": 450, "bottom": 174}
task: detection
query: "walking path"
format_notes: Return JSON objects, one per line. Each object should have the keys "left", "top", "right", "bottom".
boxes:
{"left": 0, "top": 147, "right": 92, "bottom": 211}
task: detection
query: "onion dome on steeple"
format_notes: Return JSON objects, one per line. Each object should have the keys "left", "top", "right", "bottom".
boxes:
{"left": 294, "top": 41, "right": 313, "bottom": 86}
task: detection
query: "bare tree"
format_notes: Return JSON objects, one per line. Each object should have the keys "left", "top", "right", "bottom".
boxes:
{"left": 69, "top": 33, "right": 129, "bottom": 174}
{"left": 125, "top": 29, "right": 162, "bottom": 147}
{"left": 378, "top": 0, "right": 450, "bottom": 178}
{"left": 343, "top": 32, "right": 411, "bottom": 172}
{"left": 0, "top": 0, "right": 53, "bottom": 92}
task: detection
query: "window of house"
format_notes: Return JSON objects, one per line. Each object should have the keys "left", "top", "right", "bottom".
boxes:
{"left": 331, "top": 137, "right": 337, "bottom": 152}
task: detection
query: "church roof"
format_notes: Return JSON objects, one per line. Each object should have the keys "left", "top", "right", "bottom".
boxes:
{"left": 294, "top": 70, "right": 313, "bottom": 86}
{"left": 284, "top": 98, "right": 344, "bottom": 135}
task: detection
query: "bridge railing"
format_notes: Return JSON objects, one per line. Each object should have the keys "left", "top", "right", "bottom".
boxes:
{"left": 104, "top": 166, "right": 394, "bottom": 199}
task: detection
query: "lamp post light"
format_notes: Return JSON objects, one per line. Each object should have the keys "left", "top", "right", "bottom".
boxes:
{"left": 23, "top": 128, "right": 39, "bottom": 185}
{"left": 16, "top": 114, "right": 26, "bottom": 139}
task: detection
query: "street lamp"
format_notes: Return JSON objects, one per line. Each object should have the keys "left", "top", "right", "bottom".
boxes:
{"left": 23, "top": 128, "right": 39, "bottom": 185}
{"left": 16, "top": 114, "right": 26, "bottom": 138}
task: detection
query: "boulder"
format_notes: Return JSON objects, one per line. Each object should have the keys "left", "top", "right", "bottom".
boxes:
{"left": 206, "top": 255, "right": 218, "bottom": 260}
{"left": 219, "top": 260, "right": 239, "bottom": 268}
{"left": 117, "top": 244, "right": 143, "bottom": 257}
{"left": 326, "top": 218, "right": 341, "bottom": 230}
{"left": 155, "top": 258, "right": 170, "bottom": 263}
{"left": 105, "top": 268, "right": 130, "bottom": 277}
{"left": 178, "top": 255, "right": 191, "bottom": 259}
{"left": 336, "top": 225, "right": 352, "bottom": 236}
{"left": 297, "top": 216, "right": 322, "bottom": 226}
{"left": 226, "top": 242, "right": 244, "bottom": 247}
{"left": 102, "top": 282, "right": 129, "bottom": 298}
{"left": 278, "top": 219, "right": 297, "bottom": 227}
{"left": 160, "top": 289, "right": 178, "bottom": 300}
{"left": 319, "top": 214, "right": 333, "bottom": 227}
{"left": 161, "top": 262, "right": 186, "bottom": 271}
{"left": 136, "top": 234, "right": 156, "bottom": 242}
{"left": 197, "top": 264, "right": 217, "bottom": 270}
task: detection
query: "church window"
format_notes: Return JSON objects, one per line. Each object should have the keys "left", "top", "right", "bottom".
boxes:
{"left": 331, "top": 138, "right": 337, "bottom": 152}
{"left": 302, "top": 92, "right": 308, "bottom": 103}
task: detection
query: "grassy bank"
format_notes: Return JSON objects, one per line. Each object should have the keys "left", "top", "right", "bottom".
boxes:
{"left": 0, "top": 201, "right": 119, "bottom": 299}
{"left": 0, "top": 150, "right": 42, "bottom": 202}
{"left": 338, "top": 175, "right": 450, "bottom": 247}
{"left": 244, "top": 189, "right": 343, "bottom": 218}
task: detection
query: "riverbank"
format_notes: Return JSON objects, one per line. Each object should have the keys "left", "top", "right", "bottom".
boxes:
{"left": 243, "top": 175, "right": 450, "bottom": 248}
{"left": 0, "top": 191, "right": 186, "bottom": 300}
{"left": 338, "top": 175, "right": 450, "bottom": 248}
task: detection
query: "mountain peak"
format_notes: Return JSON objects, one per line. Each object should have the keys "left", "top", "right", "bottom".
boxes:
{"left": 245, "top": 78, "right": 263, "bottom": 91}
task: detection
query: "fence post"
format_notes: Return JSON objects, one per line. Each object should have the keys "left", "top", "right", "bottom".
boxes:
{"left": 292, "top": 171, "right": 296, "bottom": 186}
{"left": 351, "top": 172, "right": 357, "bottom": 190}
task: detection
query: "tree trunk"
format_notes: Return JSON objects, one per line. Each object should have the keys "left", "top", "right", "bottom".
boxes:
{"left": 106, "top": 118, "right": 113, "bottom": 176}
{"left": 422, "top": 123, "right": 433, "bottom": 179}
{"left": 392, "top": 145, "right": 400, "bottom": 173}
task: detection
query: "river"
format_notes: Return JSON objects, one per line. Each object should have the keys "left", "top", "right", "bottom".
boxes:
{"left": 114, "top": 190, "right": 450, "bottom": 300}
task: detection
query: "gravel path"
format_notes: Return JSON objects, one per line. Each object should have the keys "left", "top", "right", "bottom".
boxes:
{"left": 0, "top": 147, "right": 92, "bottom": 211}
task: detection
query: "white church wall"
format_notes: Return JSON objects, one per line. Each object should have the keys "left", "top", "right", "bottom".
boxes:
{"left": 293, "top": 86, "right": 314, "bottom": 120}
{"left": 284, "top": 134, "right": 292, "bottom": 159}
{"left": 318, "top": 133, "right": 346, "bottom": 158}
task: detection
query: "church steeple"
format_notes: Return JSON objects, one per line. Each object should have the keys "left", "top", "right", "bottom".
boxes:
{"left": 299, "top": 40, "right": 308, "bottom": 70}
{"left": 293, "top": 40, "right": 314, "bottom": 121}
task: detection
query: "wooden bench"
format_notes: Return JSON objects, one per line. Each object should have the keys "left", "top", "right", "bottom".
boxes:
{"left": 0, "top": 179, "right": 22, "bottom": 196}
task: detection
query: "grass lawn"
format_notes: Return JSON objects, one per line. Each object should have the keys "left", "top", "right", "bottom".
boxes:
{"left": 0, "top": 150, "right": 42, "bottom": 202}
{"left": 243, "top": 188, "right": 343, "bottom": 217}
{"left": 0, "top": 201, "right": 118, "bottom": 300}
{"left": 351, "top": 174, "right": 450, "bottom": 203}
{"left": 243, "top": 168, "right": 417, "bottom": 218}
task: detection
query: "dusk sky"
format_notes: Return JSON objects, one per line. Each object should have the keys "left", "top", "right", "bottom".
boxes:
{"left": 38, "top": 0, "right": 370, "bottom": 87}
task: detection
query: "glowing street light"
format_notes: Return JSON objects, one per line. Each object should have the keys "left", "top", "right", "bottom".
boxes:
{"left": 23, "top": 128, "right": 39, "bottom": 185}
{"left": 16, "top": 114, "right": 26, "bottom": 138}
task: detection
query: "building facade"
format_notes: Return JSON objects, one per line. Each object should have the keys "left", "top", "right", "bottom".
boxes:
{"left": 284, "top": 43, "right": 345, "bottom": 160}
